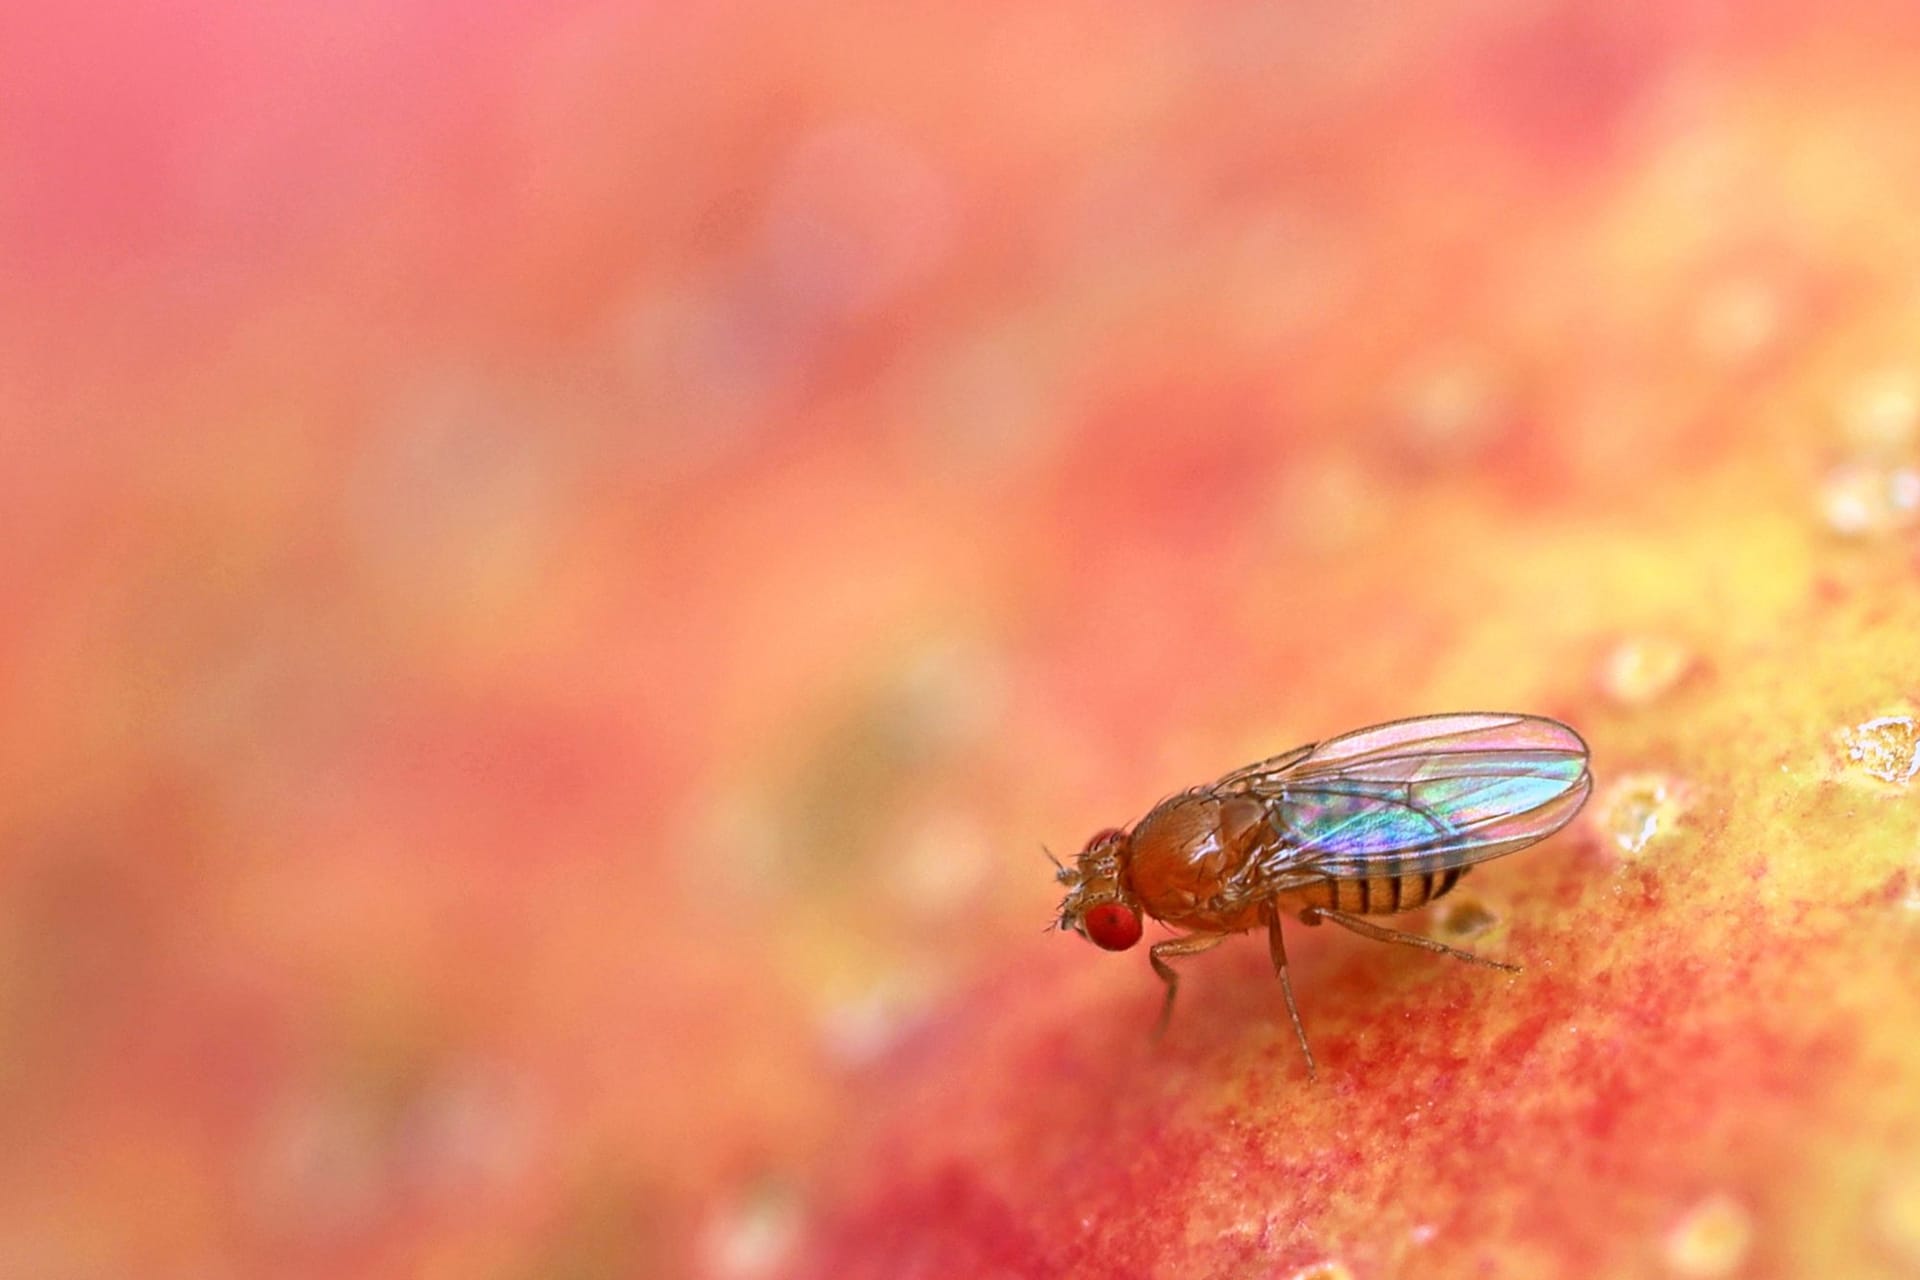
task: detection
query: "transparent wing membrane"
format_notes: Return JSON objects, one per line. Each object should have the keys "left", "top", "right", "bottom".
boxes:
{"left": 1226, "top": 713, "right": 1592, "bottom": 880}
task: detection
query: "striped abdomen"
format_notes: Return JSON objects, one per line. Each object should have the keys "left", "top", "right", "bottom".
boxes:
{"left": 1293, "top": 866, "right": 1467, "bottom": 915}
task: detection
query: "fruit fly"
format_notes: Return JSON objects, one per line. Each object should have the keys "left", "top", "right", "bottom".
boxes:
{"left": 1053, "top": 712, "right": 1591, "bottom": 1077}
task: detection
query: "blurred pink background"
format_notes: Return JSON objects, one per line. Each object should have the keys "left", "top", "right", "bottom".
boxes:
{"left": 10, "top": 2, "right": 1920, "bottom": 1276}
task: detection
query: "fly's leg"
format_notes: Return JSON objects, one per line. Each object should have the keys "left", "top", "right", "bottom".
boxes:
{"left": 1265, "top": 908, "right": 1317, "bottom": 1081}
{"left": 1148, "top": 933, "right": 1228, "bottom": 1039}
{"left": 1301, "top": 906, "right": 1520, "bottom": 973}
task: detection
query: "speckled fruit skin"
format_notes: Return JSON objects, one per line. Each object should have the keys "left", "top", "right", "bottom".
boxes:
{"left": 14, "top": 4, "right": 1920, "bottom": 1280}
{"left": 723, "top": 5, "right": 1920, "bottom": 1277}
{"left": 771, "top": 535, "right": 1920, "bottom": 1279}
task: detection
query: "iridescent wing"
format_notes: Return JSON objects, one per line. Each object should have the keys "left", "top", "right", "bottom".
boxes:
{"left": 1220, "top": 713, "right": 1592, "bottom": 880}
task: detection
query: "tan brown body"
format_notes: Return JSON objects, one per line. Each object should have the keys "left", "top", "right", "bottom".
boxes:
{"left": 1052, "top": 713, "right": 1592, "bottom": 1079}
{"left": 1065, "top": 787, "right": 1499, "bottom": 1081}
{"left": 1125, "top": 790, "right": 1467, "bottom": 931}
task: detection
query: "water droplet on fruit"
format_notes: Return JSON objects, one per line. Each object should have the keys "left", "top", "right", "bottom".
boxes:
{"left": 704, "top": 1179, "right": 803, "bottom": 1279}
{"left": 1435, "top": 896, "right": 1498, "bottom": 941}
{"left": 1595, "top": 774, "right": 1687, "bottom": 857}
{"left": 1663, "top": 1192, "right": 1753, "bottom": 1278}
{"left": 1818, "top": 457, "right": 1920, "bottom": 536}
{"left": 1841, "top": 715, "right": 1920, "bottom": 786}
{"left": 1286, "top": 1262, "right": 1355, "bottom": 1280}
{"left": 1874, "top": 1165, "right": 1920, "bottom": 1267}
{"left": 1598, "top": 635, "right": 1695, "bottom": 706}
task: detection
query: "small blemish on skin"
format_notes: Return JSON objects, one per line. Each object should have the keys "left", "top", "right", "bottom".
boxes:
{"left": 1596, "top": 635, "right": 1695, "bottom": 707}
{"left": 1663, "top": 1192, "right": 1753, "bottom": 1278}
{"left": 1878, "top": 861, "right": 1920, "bottom": 912}
{"left": 1840, "top": 714, "right": 1920, "bottom": 787}
{"left": 1434, "top": 896, "right": 1499, "bottom": 941}
{"left": 1594, "top": 773, "right": 1689, "bottom": 857}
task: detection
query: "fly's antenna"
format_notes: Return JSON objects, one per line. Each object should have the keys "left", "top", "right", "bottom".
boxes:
{"left": 1044, "top": 846, "right": 1076, "bottom": 932}
{"left": 1043, "top": 844, "right": 1077, "bottom": 886}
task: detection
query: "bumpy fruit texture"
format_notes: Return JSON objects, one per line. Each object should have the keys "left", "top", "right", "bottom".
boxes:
{"left": 11, "top": 3, "right": 1920, "bottom": 1280}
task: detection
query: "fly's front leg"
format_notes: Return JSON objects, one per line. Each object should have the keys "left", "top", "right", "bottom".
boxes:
{"left": 1148, "top": 933, "right": 1228, "bottom": 1039}
{"left": 1302, "top": 906, "right": 1520, "bottom": 973}
{"left": 1265, "top": 908, "right": 1318, "bottom": 1081}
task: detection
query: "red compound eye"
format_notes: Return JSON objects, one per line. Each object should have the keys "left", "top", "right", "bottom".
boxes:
{"left": 1082, "top": 827, "right": 1127, "bottom": 854}
{"left": 1083, "top": 902, "right": 1143, "bottom": 951}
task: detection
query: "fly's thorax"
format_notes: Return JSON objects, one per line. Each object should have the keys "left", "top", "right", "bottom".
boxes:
{"left": 1127, "top": 790, "right": 1274, "bottom": 927}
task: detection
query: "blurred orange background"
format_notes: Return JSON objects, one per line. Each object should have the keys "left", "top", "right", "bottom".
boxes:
{"left": 13, "top": 3, "right": 1920, "bottom": 1277}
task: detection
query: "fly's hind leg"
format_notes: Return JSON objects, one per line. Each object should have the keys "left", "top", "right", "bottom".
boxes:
{"left": 1148, "top": 933, "right": 1228, "bottom": 1039}
{"left": 1265, "top": 908, "right": 1318, "bottom": 1081}
{"left": 1302, "top": 906, "right": 1520, "bottom": 973}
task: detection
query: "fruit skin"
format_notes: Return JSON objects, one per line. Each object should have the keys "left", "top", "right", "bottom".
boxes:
{"left": 14, "top": 3, "right": 1920, "bottom": 1279}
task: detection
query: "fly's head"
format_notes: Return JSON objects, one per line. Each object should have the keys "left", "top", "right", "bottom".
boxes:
{"left": 1053, "top": 826, "right": 1143, "bottom": 951}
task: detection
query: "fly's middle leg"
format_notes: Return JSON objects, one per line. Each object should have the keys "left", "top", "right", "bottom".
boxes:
{"left": 1148, "top": 933, "right": 1228, "bottom": 1039}
{"left": 1265, "top": 907, "right": 1318, "bottom": 1081}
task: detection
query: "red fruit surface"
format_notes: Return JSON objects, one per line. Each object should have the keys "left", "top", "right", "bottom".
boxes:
{"left": 10, "top": 3, "right": 1920, "bottom": 1279}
